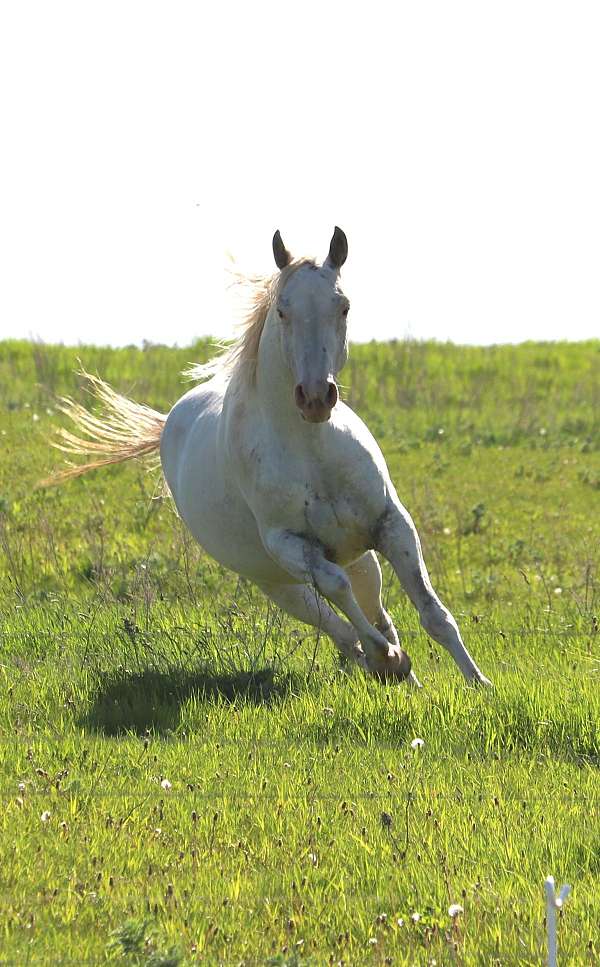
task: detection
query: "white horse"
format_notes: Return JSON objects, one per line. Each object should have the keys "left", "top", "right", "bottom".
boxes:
{"left": 48, "top": 228, "right": 491, "bottom": 687}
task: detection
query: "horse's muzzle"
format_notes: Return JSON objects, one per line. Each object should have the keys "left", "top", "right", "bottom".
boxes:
{"left": 295, "top": 380, "right": 338, "bottom": 423}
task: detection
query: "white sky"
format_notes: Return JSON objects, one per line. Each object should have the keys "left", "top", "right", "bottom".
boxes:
{"left": 1, "top": 1, "right": 599, "bottom": 347}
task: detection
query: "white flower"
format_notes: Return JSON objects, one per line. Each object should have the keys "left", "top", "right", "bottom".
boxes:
{"left": 18, "top": 782, "right": 25, "bottom": 793}
{"left": 448, "top": 903, "right": 464, "bottom": 918}
{"left": 410, "top": 738, "right": 425, "bottom": 750}
{"left": 554, "top": 587, "right": 563, "bottom": 595}
{"left": 160, "top": 778, "right": 172, "bottom": 790}
{"left": 367, "top": 937, "right": 378, "bottom": 946}
{"left": 41, "top": 811, "right": 51, "bottom": 822}
{"left": 411, "top": 911, "right": 421, "bottom": 922}
{"left": 32, "top": 413, "right": 40, "bottom": 422}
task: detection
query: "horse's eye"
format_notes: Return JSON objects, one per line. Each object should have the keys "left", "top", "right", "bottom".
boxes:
{"left": 277, "top": 308, "right": 285, "bottom": 320}
{"left": 342, "top": 306, "right": 349, "bottom": 317}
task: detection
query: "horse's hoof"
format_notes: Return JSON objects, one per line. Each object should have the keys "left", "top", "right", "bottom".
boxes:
{"left": 369, "top": 647, "right": 412, "bottom": 683}
{"left": 469, "top": 673, "right": 493, "bottom": 688}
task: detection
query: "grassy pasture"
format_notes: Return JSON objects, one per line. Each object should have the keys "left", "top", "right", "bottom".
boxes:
{"left": 0, "top": 337, "right": 599, "bottom": 965}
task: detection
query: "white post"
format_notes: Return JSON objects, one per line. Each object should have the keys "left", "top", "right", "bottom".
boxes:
{"left": 545, "top": 875, "right": 571, "bottom": 967}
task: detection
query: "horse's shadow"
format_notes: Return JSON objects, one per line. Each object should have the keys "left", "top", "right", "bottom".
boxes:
{"left": 81, "top": 666, "right": 290, "bottom": 736}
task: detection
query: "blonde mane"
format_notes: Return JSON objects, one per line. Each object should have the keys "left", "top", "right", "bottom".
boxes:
{"left": 185, "top": 258, "right": 315, "bottom": 385}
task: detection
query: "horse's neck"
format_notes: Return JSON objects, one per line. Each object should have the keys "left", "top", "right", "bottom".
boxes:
{"left": 254, "top": 313, "right": 317, "bottom": 440}
{"left": 255, "top": 314, "right": 296, "bottom": 429}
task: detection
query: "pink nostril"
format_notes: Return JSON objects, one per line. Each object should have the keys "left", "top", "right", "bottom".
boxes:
{"left": 295, "top": 382, "right": 338, "bottom": 413}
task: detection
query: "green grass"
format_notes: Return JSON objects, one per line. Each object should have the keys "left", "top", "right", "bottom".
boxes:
{"left": 0, "top": 337, "right": 599, "bottom": 965}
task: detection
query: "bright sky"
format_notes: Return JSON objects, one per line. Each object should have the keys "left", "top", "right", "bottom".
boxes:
{"left": 1, "top": 2, "right": 599, "bottom": 347}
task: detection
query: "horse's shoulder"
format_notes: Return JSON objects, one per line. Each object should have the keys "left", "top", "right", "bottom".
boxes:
{"left": 332, "top": 402, "right": 384, "bottom": 454}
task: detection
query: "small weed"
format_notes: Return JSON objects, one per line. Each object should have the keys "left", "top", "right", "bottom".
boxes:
{"left": 108, "top": 918, "right": 182, "bottom": 966}
{"left": 109, "top": 918, "right": 148, "bottom": 956}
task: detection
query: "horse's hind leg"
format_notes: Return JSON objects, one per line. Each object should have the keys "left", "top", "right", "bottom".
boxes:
{"left": 346, "top": 552, "right": 398, "bottom": 642}
{"left": 258, "top": 581, "right": 368, "bottom": 671}
{"left": 347, "top": 552, "right": 421, "bottom": 687}
{"left": 377, "top": 502, "right": 491, "bottom": 686}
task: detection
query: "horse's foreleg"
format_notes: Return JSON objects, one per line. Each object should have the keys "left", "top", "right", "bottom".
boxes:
{"left": 261, "top": 528, "right": 412, "bottom": 680}
{"left": 258, "top": 581, "right": 368, "bottom": 670}
{"left": 376, "top": 502, "right": 492, "bottom": 686}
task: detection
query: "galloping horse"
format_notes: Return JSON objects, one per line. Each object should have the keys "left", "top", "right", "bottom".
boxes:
{"left": 47, "top": 228, "right": 491, "bottom": 687}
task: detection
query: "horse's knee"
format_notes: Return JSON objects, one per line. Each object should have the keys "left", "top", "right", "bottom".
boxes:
{"left": 317, "top": 567, "right": 351, "bottom": 600}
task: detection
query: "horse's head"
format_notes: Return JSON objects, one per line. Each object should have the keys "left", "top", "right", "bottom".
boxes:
{"left": 272, "top": 227, "right": 349, "bottom": 424}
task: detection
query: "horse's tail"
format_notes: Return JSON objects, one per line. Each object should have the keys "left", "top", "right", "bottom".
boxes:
{"left": 40, "top": 368, "right": 167, "bottom": 487}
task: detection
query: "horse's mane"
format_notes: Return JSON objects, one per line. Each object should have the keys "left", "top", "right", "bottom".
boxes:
{"left": 184, "top": 258, "right": 315, "bottom": 385}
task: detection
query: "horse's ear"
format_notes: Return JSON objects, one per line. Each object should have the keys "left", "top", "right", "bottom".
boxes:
{"left": 325, "top": 226, "right": 348, "bottom": 270}
{"left": 272, "top": 230, "right": 292, "bottom": 270}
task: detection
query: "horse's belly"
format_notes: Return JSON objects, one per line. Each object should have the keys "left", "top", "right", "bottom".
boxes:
{"left": 185, "top": 491, "right": 286, "bottom": 583}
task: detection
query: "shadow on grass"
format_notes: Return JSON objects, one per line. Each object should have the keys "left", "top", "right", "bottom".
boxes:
{"left": 81, "top": 666, "right": 292, "bottom": 736}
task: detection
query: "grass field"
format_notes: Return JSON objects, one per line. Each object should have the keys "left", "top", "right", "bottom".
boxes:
{"left": 0, "top": 337, "right": 599, "bottom": 965}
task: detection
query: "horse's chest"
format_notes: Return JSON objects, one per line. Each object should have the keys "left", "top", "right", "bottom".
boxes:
{"left": 301, "top": 487, "right": 369, "bottom": 562}
{"left": 246, "top": 425, "right": 387, "bottom": 564}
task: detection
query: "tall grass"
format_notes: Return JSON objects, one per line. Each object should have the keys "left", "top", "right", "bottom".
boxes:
{"left": 0, "top": 337, "right": 598, "bottom": 964}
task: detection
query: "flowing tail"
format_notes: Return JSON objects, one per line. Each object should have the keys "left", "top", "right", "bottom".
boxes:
{"left": 41, "top": 368, "right": 167, "bottom": 486}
